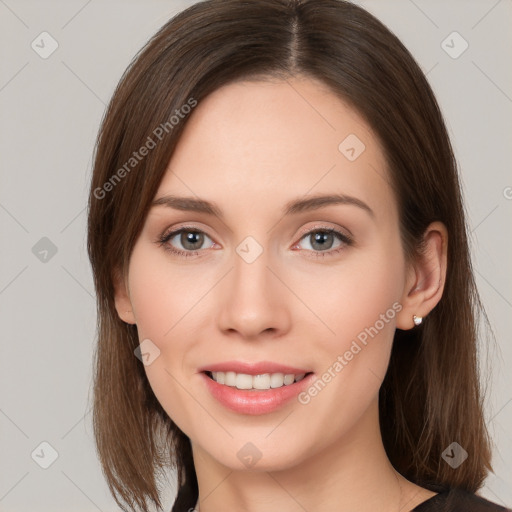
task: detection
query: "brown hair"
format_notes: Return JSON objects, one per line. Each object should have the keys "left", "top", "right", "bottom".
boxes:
{"left": 87, "top": 1, "right": 493, "bottom": 511}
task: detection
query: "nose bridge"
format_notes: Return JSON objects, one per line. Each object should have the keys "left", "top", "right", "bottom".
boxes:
{"left": 216, "top": 237, "right": 290, "bottom": 338}
{"left": 231, "top": 231, "right": 275, "bottom": 294}
{"left": 233, "top": 242, "right": 273, "bottom": 296}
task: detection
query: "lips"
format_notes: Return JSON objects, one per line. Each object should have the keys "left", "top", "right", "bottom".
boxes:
{"left": 198, "top": 360, "right": 315, "bottom": 415}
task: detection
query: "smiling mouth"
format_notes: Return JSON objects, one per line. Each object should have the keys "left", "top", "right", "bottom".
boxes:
{"left": 203, "top": 370, "right": 314, "bottom": 390}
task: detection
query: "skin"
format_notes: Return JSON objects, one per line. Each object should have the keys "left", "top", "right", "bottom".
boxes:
{"left": 114, "top": 75, "right": 448, "bottom": 512}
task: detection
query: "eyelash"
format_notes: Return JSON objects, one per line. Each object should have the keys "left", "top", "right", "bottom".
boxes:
{"left": 156, "top": 224, "right": 354, "bottom": 259}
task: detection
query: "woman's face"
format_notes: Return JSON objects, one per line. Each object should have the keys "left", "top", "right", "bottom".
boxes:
{"left": 116, "top": 76, "right": 414, "bottom": 471}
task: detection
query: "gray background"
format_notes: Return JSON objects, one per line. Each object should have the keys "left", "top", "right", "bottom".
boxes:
{"left": 0, "top": 0, "right": 511, "bottom": 510}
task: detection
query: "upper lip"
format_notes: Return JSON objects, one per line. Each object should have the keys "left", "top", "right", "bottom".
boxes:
{"left": 198, "top": 360, "right": 312, "bottom": 375}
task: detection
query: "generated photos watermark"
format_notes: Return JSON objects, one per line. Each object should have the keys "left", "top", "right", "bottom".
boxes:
{"left": 298, "top": 301, "right": 403, "bottom": 405}
{"left": 93, "top": 97, "right": 197, "bottom": 200}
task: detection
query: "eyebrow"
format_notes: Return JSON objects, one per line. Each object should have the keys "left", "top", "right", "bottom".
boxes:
{"left": 151, "top": 193, "right": 374, "bottom": 219}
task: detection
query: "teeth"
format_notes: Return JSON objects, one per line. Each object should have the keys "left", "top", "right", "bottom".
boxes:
{"left": 209, "top": 371, "right": 307, "bottom": 390}
{"left": 270, "top": 372, "right": 285, "bottom": 388}
{"left": 235, "top": 373, "right": 253, "bottom": 389}
{"left": 225, "top": 371, "right": 236, "bottom": 386}
{"left": 253, "top": 374, "right": 271, "bottom": 390}
{"left": 283, "top": 374, "right": 295, "bottom": 385}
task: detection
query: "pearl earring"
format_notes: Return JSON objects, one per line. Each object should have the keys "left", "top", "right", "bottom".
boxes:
{"left": 413, "top": 315, "right": 423, "bottom": 326}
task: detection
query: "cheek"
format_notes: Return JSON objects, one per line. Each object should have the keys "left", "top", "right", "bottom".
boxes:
{"left": 126, "top": 244, "right": 214, "bottom": 431}
{"left": 292, "top": 243, "right": 404, "bottom": 350}
{"left": 292, "top": 240, "right": 404, "bottom": 406}
{"left": 127, "top": 243, "right": 205, "bottom": 342}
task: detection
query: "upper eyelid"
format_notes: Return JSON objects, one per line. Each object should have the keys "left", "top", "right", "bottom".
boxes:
{"left": 295, "top": 223, "right": 353, "bottom": 240}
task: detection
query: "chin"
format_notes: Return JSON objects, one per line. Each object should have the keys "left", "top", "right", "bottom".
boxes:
{"left": 196, "top": 435, "right": 311, "bottom": 473}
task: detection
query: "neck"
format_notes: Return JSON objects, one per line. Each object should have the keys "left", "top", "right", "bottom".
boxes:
{"left": 191, "top": 398, "right": 425, "bottom": 512}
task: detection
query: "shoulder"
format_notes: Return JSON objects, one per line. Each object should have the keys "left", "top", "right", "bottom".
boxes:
{"left": 413, "top": 486, "right": 511, "bottom": 512}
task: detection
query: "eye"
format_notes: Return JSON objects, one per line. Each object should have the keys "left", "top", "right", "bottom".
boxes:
{"left": 157, "top": 225, "right": 353, "bottom": 259}
{"left": 157, "top": 227, "right": 216, "bottom": 257}
{"left": 294, "top": 227, "right": 353, "bottom": 258}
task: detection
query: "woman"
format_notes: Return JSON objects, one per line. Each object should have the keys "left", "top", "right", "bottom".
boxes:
{"left": 87, "top": 1, "right": 509, "bottom": 511}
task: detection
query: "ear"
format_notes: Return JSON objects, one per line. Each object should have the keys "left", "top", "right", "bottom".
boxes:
{"left": 112, "top": 265, "right": 136, "bottom": 325}
{"left": 396, "top": 221, "right": 448, "bottom": 330}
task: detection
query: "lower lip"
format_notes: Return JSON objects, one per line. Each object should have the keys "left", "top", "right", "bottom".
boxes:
{"left": 200, "top": 372, "right": 315, "bottom": 415}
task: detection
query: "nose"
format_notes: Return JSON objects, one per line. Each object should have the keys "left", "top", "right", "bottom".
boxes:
{"left": 216, "top": 247, "right": 292, "bottom": 341}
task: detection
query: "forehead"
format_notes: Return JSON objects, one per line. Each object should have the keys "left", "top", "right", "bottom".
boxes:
{"left": 156, "top": 76, "right": 394, "bottom": 222}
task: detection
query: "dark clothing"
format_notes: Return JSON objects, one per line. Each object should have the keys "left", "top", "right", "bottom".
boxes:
{"left": 174, "top": 484, "right": 511, "bottom": 512}
{"left": 412, "top": 485, "right": 511, "bottom": 511}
